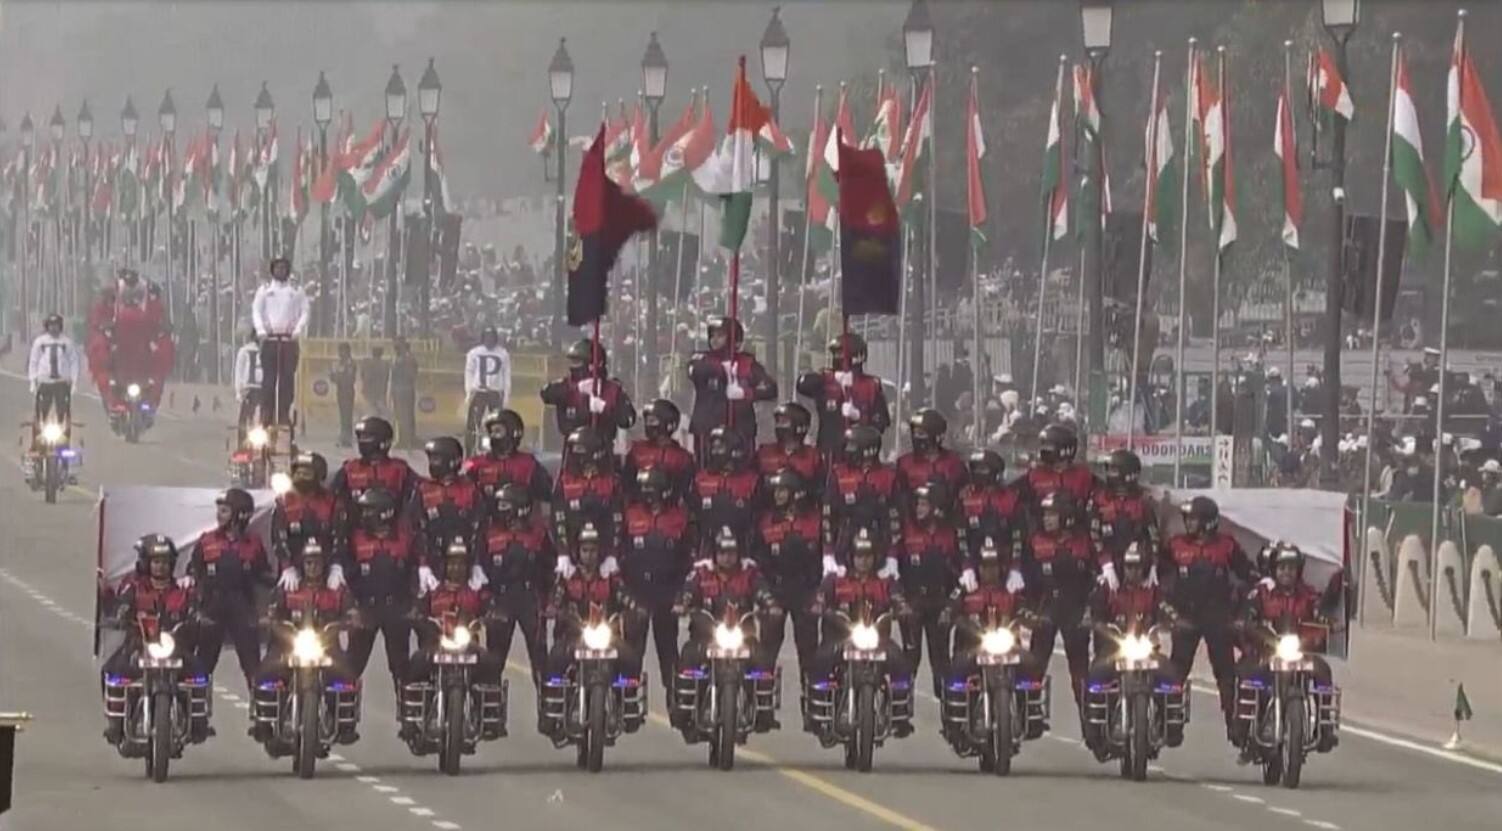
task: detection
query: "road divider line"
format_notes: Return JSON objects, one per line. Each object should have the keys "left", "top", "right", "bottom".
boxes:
{"left": 1268, "top": 807, "right": 1302, "bottom": 817}
{"left": 1232, "top": 794, "right": 1265, "bottom": 804}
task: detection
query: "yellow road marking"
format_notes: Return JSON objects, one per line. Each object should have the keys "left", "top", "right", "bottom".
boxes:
{"left": 504, "top": 659, "right": 940, "bottom": 830}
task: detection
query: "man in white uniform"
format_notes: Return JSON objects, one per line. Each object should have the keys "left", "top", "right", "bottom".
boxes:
{"left": 233, "top": 332, "right": 264, "bottom": 439}
{"left": 463, "top": 325, "right": 512, "bottom": 454}
{"left": 251, "top": 257, "right": 309, "bottom": 427}
{"left": 28, "top": 312, "right": 80, "bottom": 442}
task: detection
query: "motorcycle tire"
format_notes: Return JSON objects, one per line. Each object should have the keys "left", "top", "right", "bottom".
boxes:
{"left": 585, "top": 683, "right": 606, "bottom": 773}
{"left": 149, "top": 692, "right": 172, "bottom": 783}
{"left": 1282, "top": 697, "right": 1305, "bottom": 790}
{"left": 991, "top": 686, "right": 1013, "bottom": 777}
{"left": 715, "top": 681, "right": 738, "bottom": 772}
{"left": 125, "top": 417, "right": 140, "bottom": 444}
{"left": 441, "top": 686, "right": 465, "bottom": 776}
{"left": 296, "top": 688, "right": 320, "bottom": 780}
{"left": 855, "top": 684, "right": 876, "bottom": 773}
{"left": 1128, "top": 693, "right": 1150, "bottom": 782}
{"left": 44, "top": 456, "right": 59, "bottom": 504}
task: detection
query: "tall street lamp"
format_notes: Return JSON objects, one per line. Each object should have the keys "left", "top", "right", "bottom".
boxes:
{"left": 254, "top": 82, "right": 275, "bottom": 268}
{"left": 78, "top": 100, "right": 94, "bottom": 274}
{"left": 761, "top": 6, "right": 789, "bottom": 388}
{"left": 204, "top": 85, "right": 224, "bottom": 383}
{"left": 1080, "top": 0, "right": 1112, "bottom": 422}
{"left": 641, "top": 32, "right": 668, "bottom": 396}
{"left": 903, "top": 0, "right": 934, "bottom": 408}
{"left": 47, "top": 107, "right": 65, "bottom": 317}
{"left": 159, "top": 90, "right": 177, "bottom": 322}
{"left": 383, "top": 65, "right": 406, "bottom": 337}
{"left": 18, "top": 114, "right": 33, "bottom": 339}
{"left": 1318, "top": 0, "right": 1360, "bottom": 487}
{"left": 549, "top": 38, "right": 574, "bottom": 349}
{"left": 313, "top": 71, "right": 333, "bottom": 336}
{"left": 417, "top": 57, "right": 441, "bottom": 338}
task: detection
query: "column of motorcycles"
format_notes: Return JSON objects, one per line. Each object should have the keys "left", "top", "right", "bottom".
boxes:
{"left": 97, "top": 405, "right": 1342, "bottom": 787}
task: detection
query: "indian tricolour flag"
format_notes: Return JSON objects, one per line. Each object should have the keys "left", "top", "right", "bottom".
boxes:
{"left": 1443, "top": 13, "right": 1502, "bottom": 249}
{"left": 692, "top": 58, "right": 789, "bottom": 252}
{"left": 1144, "top": 78, "right": 1176, "bottom": 244}
{"left": 362, "top": 128, "right": 411, "bottom": 219}
{"left": 1040, "top": 59, "right": 1069, "bottom": 243}
{"left": 1392, "top": 48, "right": 1437, "bottom": 252}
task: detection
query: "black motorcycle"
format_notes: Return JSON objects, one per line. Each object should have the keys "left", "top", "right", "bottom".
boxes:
{"left": 400, "top": 611, "right": 508, "bottom": 775}
{"left": 1232, "top": 623, "right": 1341, "bottom": 788}
{"left": 802, "top": 611, "right": 913, "bottom": 773}
{"left": 540, "top": 610, "right": 646, "bottom": 773}
{"left": 252, "top": 619, "right": 362, "bottom": 779}
{"left": 672, "top": 609, "right": 781, "bottom": 771}
{"left": 941, "top": 614, "right": 1051, "bottom": 775}
{"left": 102, "top": 615, "right": 213, "bottom": 783}
{"left": 1083, "top": 624, "right": 1189, "bottom": 781}
{"left": 465, "top": 390, "right": 503, "bottom": 456}
{"left": 24, "top": 417, "right": 80, "bottom": 503}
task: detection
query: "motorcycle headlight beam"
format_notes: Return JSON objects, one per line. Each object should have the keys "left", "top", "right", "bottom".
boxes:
{"left": 441, "top": 625, "right": 473, "bottom": 652}
{"left": 1275, "top": 634, "right": 1304, "bottom": 663}
{"left": 145, "top": 632, "right": 176, "bottom": 660}
{"left": 980, "top": 627, "right": 1016, "bottom": 656}
{"left": 247, "top": 426, "right": 270, "bottom": 449}
{"left": 1119, "top": 633, "right": 1154, "bottom": 663}
{"left": 713, "top": 623, "right": 745, "bottom": 651}
{"left": 269, "top": 472, "right": 293, "bottom": 496}
{"left": 126, "top": 383, "right": 142, "bottom": 400}
{"left": 581, "top": 622, "right": 613, "bottom": 651}
{"left": 40, "top": 422, "right": 66, "bottom": 444}
{"left": 850, "top": 623, "right": 880, "bottom": 651}
{"left": 292, "top": 628, "right": 326, "bottom": 663}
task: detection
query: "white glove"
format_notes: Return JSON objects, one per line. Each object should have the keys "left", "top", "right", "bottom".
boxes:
{"left": 725, "top": 381, "right": 747, "bottom": 401}
{"left": 588, "top": 395, "right": 607, "bottom": 415}
{"left": 554, "top": 555, "right": 577, "bottom": 580}
{"left": 176, "top": 575, "right": 195, "bottom": 589}
{"left": 468, "top": 564, "right": 489, "bottom": 592}
{"left": 417, "top": 566, "right": 440, "bottom": 596}
{"left": 721, "top": 360, "right": 738, "bottom": 378}
{"left": 878, "top": 557, "right": 900, "bottom": 581}
{"left": 1098, "top": 562, "right": 1120, "bottom": 592}
{"left": 1146, "top": 565, "right": 1160, "bottom": 587}
{"left": 822, "top": 554, "right": 846, "bottom": 578}
{"left": 277, "top": 567, "right": 301, "bottom": 592}
{"left": 1006, "top": 569, "right": 1026, "bottom": 594}
{"left": 841, "top": 401, "right": 862, "bottom": 420}
{"left": 1258, "top": 576, "right": 1276, "bottom": 590}
{"left": 834, "top": 371, "right": 853, "bottom": 388}
{"left": 576, "top": 378, "right": 598, "bottom": 395}
{"left": 600, "top": 556, "right": 621, "bottom": 578}
{"left": 326, "top": 564, "right": 347, "bottom": 591}
{"left": 692, "top": 558, "right": 714, "bottom": 571}
{"left": 958, "top": 568, "right": 979, "bottom": 593}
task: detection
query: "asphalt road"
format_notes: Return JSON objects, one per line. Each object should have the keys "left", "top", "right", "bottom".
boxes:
{"left": 0, "top": 370, "right": 1497, "bottom": 831}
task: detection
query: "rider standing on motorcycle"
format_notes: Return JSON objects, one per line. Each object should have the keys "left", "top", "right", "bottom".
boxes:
{"left": 751, "top": 469, "right": 824, "bottom": 682}
{"left": 330, "top": 417, "right": 419, "bottom": 537}
{"left": 956, "top": 451, "right": 1025, "bottom": 564}
{"left": 621, "top": 399, "right": 697, "bottom": 503}
{"left": 464, "top": 326, "right": 512, "bottom": 449}
{"left": 943, "top": 536, "right": 1044, "bottom": 739}
{"left": 405, "top": 537, "right": 505, "bottom": 740}
{"left": 1016, "top": 423, "right": 1097, "bottom": 526}
{"left": 461, "top": 409, "right": 553, "bottom": 511}
{"left": 621, "top": 467, "right": 698, "bottom": 702}
{"left": 690, "top": 427, "right": 760, "bottom": 552}
{"left": 232, "top": 332, "right": 262, "bottom": 438}
{"left": 552, "top": 427, "right": 625, "bottom": 556}
{"left": 28, "top": 312, "right": 79, "bottom": 442}
{"left": 341, "top": 487, "right": 420, "bottom": 689}
{"left": 272, "top": 452, "right": 341, "bottom": 582}
{"left": 1162, "top": 495, "right": 1256, "bottom": 731}
{"left": 1021, "top": 492, "right": 1097, "bottom": 708}
{"left": 687, "top": 317, "right": 778, "bottom": 459}
{"left": 825, "top": 425, "right": 902, "bottom": 565}
{"left": 895, "top": 483, "right": 962, "bottom": 698}
{"left": 1088, "top": 450, "right": 1161, "bottom": 585}
{"left": 895, "top": 409, "right": 967, "bottom": 515}
{"left": 410, "top": 437, "right": 485, "bottom": 584}
{"left": 795, "top": 333, "right": 891, "bottom": 460}
{"left": 102, "top": 535, "right": 205, "bottom": 744}
{"left": 755, "top": 402, "right": 823, "bottom": 486}
{"left": 540, "top": 340, "right": 636, "bottom": 448}
{"left": 186, "top": 488, "right": 272, "bottom": 689}
{"left": 475, "top": 484, "right": 553, "bottom": 686}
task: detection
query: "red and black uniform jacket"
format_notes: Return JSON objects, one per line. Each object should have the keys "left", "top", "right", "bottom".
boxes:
{"left": 814, "top": 573, "right": 907, "bottom": 641}
{"left": 691, "top": 466, "right": 760, "bottom": 549}
{"left": 752, "top": 507, "right": 824, "bottom": 599}
{"left": 948, "top": 583, "right": 1033, "bottom": 636}
{"left": 621, "top": 502, "right": 696, "bottom": 607}
{"left": 1238, "top": 582, "right": 1328, "bottom": 658}
{"left": 331, "top": 457, "right": 419, "bottom": 533}
{"left": 687, "top": 349, "right": 777, "bottom": 439}
{"left": 269, "top": 583, "right": 353, "bottom": 631}
{"left": 895, "top": 517, "right": 961, "bottom": 605}
{"left": 1017, "top": 463, "right": 1098, "bottom": 525}
{"left": 113, "top": 576, "right": 199, "bottom": 641}
{"left": 540, "top": 370, "right": 635, "bottom": 444}
{"left": 552, "top": 469, "right": 624, "bottom": 550}
{"left": 415, "top": 583, "right": 493, "bottom": 628}
{"left": 462, "top": 451, "right": 553, "bottom": 507}
{"left": 676, "top": 562, "right": 776, "bottom": 621}
{"left": 795, "top": 369, "right": 891, "bottom": 455}
{"left": 410, "top": 475, "right": 485, "bottom": 564}
{"left": 895, "top": 449, "right": 967, "bottom": 513}
{"left": 1087, "top": 486, "right": 1161, "bottom": 565}
{"left": 825, "top": 462, "right": 901, "bottom": 550}
{"left": 1022, "top": 528, "right": 1097, "bottom": 624}
{"left": 189, "top": 529, "right": 272, "bottom": 608}
{"left": 956, "top": 482, "right": 1024, "bottom": 564}
{"left": 754, "top": 441, "right": 824, "bottom": 486}
{"left": 548, "top": 571, "right": 631, "bottom": 642}
{"left": 344, "top": 527, "right": 418, "bottom": 605}
{"left": 272, "top": 488, "right": 339, "bottom": 564}
{"left": 621, "top": 439, "right": 697, "bottom": 502}
{"left": 1087, "top": 582, "right": 1176, "bottom": 634}
{"left": 476, "top": 519, "right": 553, "bottom": 594}
{"left": 1161, "top": 532, "right": 1254, "bottom": 624}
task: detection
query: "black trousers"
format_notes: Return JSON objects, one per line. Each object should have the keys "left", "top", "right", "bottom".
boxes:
{"left": 761, "top": 602, "right": 819, "bottom": 681}
{"left": 488, "top": 588, "right": 547, "bottom": 680}
{"left": 899, "top": 596, "right": 952, "bottom": 695}
{"left": 34, "top": 381, "right": 71, "bottom": 427}
{"left": 198, "top": 597, "right": 263, "bottom": 686}
{"left": 624, "top": 600, "right": 678, "bottom": 687}
{"left": 1171, "top": 618, "right": 1238, "bottom": 720}
{"left": 346, "top": 602, "right": 412, "bottom": 685}
{"left": 393, "top": 387, "right": 418, "bottom": 449}
{"left": 259, "top": 338, "right": 299, "bottom": 427}
{"left": 1031, "top": 617, "right": 1091, "bottom": 705}
{"left": 237, "top": 389, "right": 261, "bottom": 436}
{"left": 336, "top": 389, "right": 355, "bottom": 446}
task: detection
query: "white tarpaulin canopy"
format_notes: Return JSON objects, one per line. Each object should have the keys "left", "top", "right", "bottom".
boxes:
{"left": 98, "top": 486, "right": 277, "bottom": 586}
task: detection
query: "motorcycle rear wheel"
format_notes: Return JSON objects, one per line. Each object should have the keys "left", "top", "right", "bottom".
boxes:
{"left": 855, "top": 685, "right": 876, "bottom": 773}
{"left": 715, "top": 681, "right": 738, "bottom": 772}
{"left": 1282, "top": 698, "right": 1305, "bottom": 789}
{"left": 440, "top": 686, "right": 465, "bottom": 776}
{"left": 296, "top": 688, "right": 320, "bottom": 779}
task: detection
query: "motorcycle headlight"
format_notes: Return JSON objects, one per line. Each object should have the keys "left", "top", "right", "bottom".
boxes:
{"left": 247, "top": 426, "right": 270, "bottom": 449}
{"left": 126, "top": 383, "right": 142, "bottom": 400}
{"left": 1120, "top": 633, "right": 1154, "bottom": 663}
{"left": 40, "top": 422, "right": 65, "bottom": 444}
{"left": 581, "top": 622, "right": 613, "bottom": 651}
{"left": 713, "top": 623, "right": 745, "bottom": 651}
{"left": 292, "top": 628, "right": 326, "bottom": 663}
{"left": 981, "top": 628, "right": 1016, "bottom": 656}
{"left": 1275, "top": 634, "right": 1304, "bottom": 663}
{"left": 441, "top": 625, "right": 473, "bottom": 652}
{"left": 145, "top": 633, "right": 176, "bottom": 660}
{"left": 850, "top": 623, "right": 880, "bottom": 651}
{"left": 269, "top": 472, "right": 293, "bottom": 496}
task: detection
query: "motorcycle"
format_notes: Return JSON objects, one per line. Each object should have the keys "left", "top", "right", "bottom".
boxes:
{"left": 940, "top": 615, "right": 1051, "bottom": 775}
{"left": 23, "top": 417, "right": 81, "bottom": 503}
{"left": 672, "top": 609, "right": 781, "bottom": 771}
{"left": 802, "top": 611, "right": 913, "bottom": 773}
{"left": 539, "top": 610, "right": 647, "bottom": 773}
{"left": 227, "top": 424, "right": 274, "bottom": 489}
{"left": 465, "top": 390, "right": 503, "bottom": 456}
{"left": 109, "top": 379, "right": 155, "bottom": 443}
{"left": 1233, "top": 623, "right": 1341, "bottom": 788}
{"left": 399, "top": 612, "right": 508, "bottom": 775}
{"left": 251, "top": 619, "right": 363, "bottom": 779}
{"left": 101, "top": 616, "right": 213, "bottom": 783}
{"left": 1083, "top": 624, "right": 1189, "bottom": 781}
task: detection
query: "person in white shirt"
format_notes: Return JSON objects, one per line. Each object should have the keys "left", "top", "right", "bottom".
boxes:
{"left": 28, "top": 313, "right": 80, "bottom": 441}
{"left": 233, "top": 332, "right": 263, "bottom": 439}
{"left": 463, "top": 325, "right": 512, "bottom": 454}
{"left": 251, "top": 257, "right": 309, "bottom": 427}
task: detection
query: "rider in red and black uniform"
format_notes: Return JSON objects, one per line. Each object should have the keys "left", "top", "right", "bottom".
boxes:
{"left": 824, "top": 425, "right": 902, "bottom": 562}
{"left": 405, "top": 538, "right": 505, "bottom": 740}
{"left": 1088, "top": 450, "right": 1161, "bottom": 586}
{"left": 341, "top": 487, "right": 419, "bottom": 688}
{"left": 330, "top": 417, "right": 419, "bottom": 538}
{"left": 690, "top": 427, "right": 760, "bottom": 553}
{"left": 539, "top": 340, "right": 636, "bottom": 448}
{"left": 1161, "top": 495, "right": 1257, "bottom": 729}
{"left": 272, "top": 452, "right": 340, "bottom": 581}
{"left": 755, "top": 402, "right": 823, "bottom": 488}
{"left": 751, "top": 469, "right": 824, "bottom": 681}
{"left": 673, "top": 527, "right": 781, "bottom": 692}
{"left": 894, "top": 483, "right": 962, "bottom": 698}
{"left": 409, "top": 437, "right": 485, "bottom": 573}
{"left": 795, "top": 334, "right": 890, "bottom": 460}
{"left": 461, "top": 409, "right": 553, "bottom": 514}
{"left": 187, "top": 488, "right": 272, "bottom": 688}
{"left": 474, "top": 484, "right": 553, "bottom": 686}
{"left": 551, "top": 427, "right": 625, "bottom": 554}
{"left": 621, "top": 467, "right": 698, "bottom": 697}
{"left": 895, "top": 409, "right": 967, "bottom": 516}
{"left": 1016, "top": 423, "right": 1097, "bottom": 527}
{"left": 621, "top": 399, "right": 697, "bottom": 503}
{"left": 1021, "top": 492, "right": 1098, "bottom": 707}
{"left": 687, "top": 316, "right": 778, "bottom": 458}
{"left": 955, "top": 450, "right": 1025, "bottom": 564}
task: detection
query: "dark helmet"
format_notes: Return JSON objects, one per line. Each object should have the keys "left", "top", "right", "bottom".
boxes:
{"left": 827, "top": 332, "right": 867, "bottom": 365}
{"left": 908, "top": 408, "right": 948, "bottom": 452}
{"left": 1180, "top": 496, "right": 1220, "bottom": 533}
{"left": 713, "top": 525, "right": 740, "bottom": 554}
{"left": 355, "top": 417, "right": 395, "bottom": 459}
{"left": 706, "top": 426, "right": 747, "bottom": 469}
{"left": 1121, "top": 541, "right": 1148, "bottom": 569}
{"left": 642, "top": 399, "right": 681, "bottom": 440}
{"left": 493, "top": 483, "right": 532, "bottom": 522}
{"left": 1270, "top": 541, "right": 1305, "bottom": 575}
{"left": 296, "top": 536, "right": 330, "bottom": 568}
{"left": 842, "top": 424, "right": 882, "bottom": 465}
{"left": 441, "top": 535, "right": 473, "bottom": 567}
{"left": 481, "top": 325, "right": 500, "bottom": 346}
{"left": 1038, "top": 423, "right": 1079, "bottom": 465}
{"left": 290, "top": 451, "right": 329, "bottom": 488}
{"left": 573, "top": 521, "right": 603, "bottom": 566}
{"left": 967, "top": 449, "right": 1005, "bottom": 483}
{"left": 43, "top": 313, "right": 64, "bottom": 334}
{"left": 424, "top": 436, "right": 465, "bottom": 479}
{"left": 566, "top": 427, "right": 608, "bottom": 467}
{"left": 634, "top": 467, "right": 672, "bottom": 502}
{"left": 134, "top": 533, "right": 179, "bottom": 569}
{"left": 849, "top": 526, "right": 879, "bottom": 567}
{"left": 356, "top": 487, "right": 398, "bottom": 529}
{"left": 911, "top": 482, "right": 946, "bottom": 519}
{"left": 216, "top": 487, "right": 255, "bottom": 527}
{"left": 566, "top": 339, "right": 605, "bottom": 370}
{"left": 765, "top": 468, "right": 806, "bottom": 506}
{"left": 1104, "top": 449, "right": 1142, "bottom": 486}
{"left": 269, "top": 257, "right": 292, "bottom": 278}
{"left": 1039, "top": 491, "right": 1075, "bottom": 526}
{"left": 483, "top": 409, "right": 524, "bottom": 453}
{"left": 706, "top": 316, "right": 745, "bottom": 346}
{"left": 773, "top": 402, "right": 811, "bottom": 444}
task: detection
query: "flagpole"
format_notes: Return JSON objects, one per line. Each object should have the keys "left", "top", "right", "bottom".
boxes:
{"left": 668, "top": 180, "right": 693, "bottom": 396}
{"left": 1209, "top": 46, "right": 1228, "bottom": 469}
{"left": 1031, "top": 57, "right": 1067, "bottom": 414}
{"left": 970, "top": 67, "right": 984, "bottom": 448}
{"left": 1284, "top": 41, "right": 1298, "bottom": 461}
{"left": 926, "top": 63, "right": 939, "bottom": 408}
{"left": 794, "top": 89, "right": 821, "bottom": 393}
{"left": 894, "top": 221, "right": 912, "bottom": 458}
{"left": 1073, "top": 243, "right": 1087, "bottom": 408}
{"left": 827, "top": 82, "right": 846, "bottom": 345}
{"left": 1127, "top": 51, "right": 1162, "bottom": 452}
{"left": 1173, "top": 39, "right": 1197, "bottom": 487}
{"left": 1360, "top": 34, "right": 1401, "bottom": 626}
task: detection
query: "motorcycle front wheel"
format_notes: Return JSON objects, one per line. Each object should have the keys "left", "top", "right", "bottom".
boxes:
{"left": 990, "top": 685, "right": 1014, "bottom": 777}
{"left": 1282, "top": 697, "right": 1305, "bottom": 789}
{"left": 855, "top": 684, "right": 876, "bottom": 773}
{"left": 149, "top": 692, "right": 172, "bottom": 783}
{"left": 1122, "top": 693, "right": 1149, "bottom": 782}
{"left": 440, "top": 686, "right": 465, "bottom": 776}
{"left": 43, "top": 455, "right": 60, "bottom": 503}
{"left": 714, "top": 680, "right": 739, "bottom": 772}
{"left": 295, "top": 688, "right": 320, "bottom": 779}
{"left": 585, "top": 683, "right": 607, "bottom": 773}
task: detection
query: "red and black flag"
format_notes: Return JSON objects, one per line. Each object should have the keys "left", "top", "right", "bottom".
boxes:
{"left": 837, "top": 138, "right": 902, "bottom": 316}
{"left": 567, "top": 123, "right": 658, "bottom": 326}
